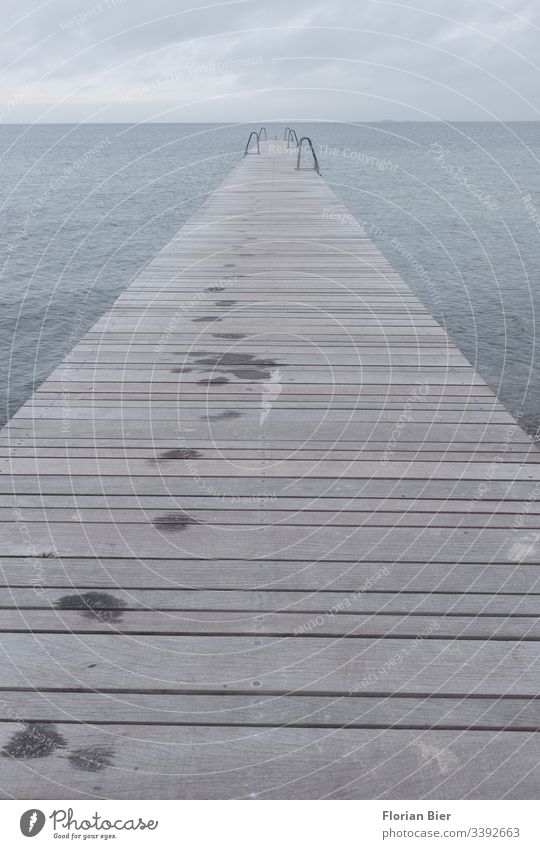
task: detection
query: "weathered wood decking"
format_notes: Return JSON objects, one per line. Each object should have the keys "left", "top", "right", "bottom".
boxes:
{"left": 1, "top": 138, "right": 539, "bottom": 798}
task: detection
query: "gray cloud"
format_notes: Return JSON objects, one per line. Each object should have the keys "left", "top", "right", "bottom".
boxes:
{"left": 1, "top": 0, "right": 539, "bottom": 121}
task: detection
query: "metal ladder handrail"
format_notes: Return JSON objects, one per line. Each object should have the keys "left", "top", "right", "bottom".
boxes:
{"left": 296, "top": 136, "right": 320, "bottom": 173}
{"left": 286, "top": 128, "right": 298, "bottom": 148}
{"left": 259, "top": 126, "right": 267, "bottom": 140}
{"left": 243, "top": 131, "right": 260, "bottom": 156}
{"left": 283, "top": 126, "right": 292, "bottom": 140}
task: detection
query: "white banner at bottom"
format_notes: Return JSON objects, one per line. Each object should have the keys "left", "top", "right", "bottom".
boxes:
{"left": 1, "top": 799, "right": 537, "bottom": 848}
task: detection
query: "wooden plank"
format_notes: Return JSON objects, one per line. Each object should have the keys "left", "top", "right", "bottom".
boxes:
{"left": 0, "top": 521, "right": 537, "bottom": 563}
{"left": 0, "top": 610, "right": 538, "bottom": 639}
{"left": 0, "top": 634, "right": 539, "bottom": 695}
{"left": 3, "top": 423, "right": 533, "bottom": 444}
{"left": 1, "top": 557, "right": 537, "bottom": 593}
{"left": 2, "top": 458, "right": 537, "bottom": 479}
{"left": 2, "top": 494, "right": 537, "bottom": 511}
{"left": 1, "top": 587, "right": 538, "bottom": 615}
{"left": 3, "top": 449, "right": 537, "bottom": 464}
{"left": 2, "top": 474, "right": 538, "bottom": 501}
{"left": 1, "top": 691, "right": 538, "bottom": 730}
{"left": 1, "top": 506, "right": 538, "bottom": 528}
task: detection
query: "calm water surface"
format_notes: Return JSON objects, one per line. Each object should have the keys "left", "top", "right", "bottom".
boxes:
{"left": 1, "top": 122, "right": 539, "bottom": 431}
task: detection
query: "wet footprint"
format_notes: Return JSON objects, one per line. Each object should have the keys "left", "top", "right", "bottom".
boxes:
{"left": 55, "top": 592, "right": 128, "bottom": 623}
{"left": 68, "top": 745, "right": 114, "bottom": 772}
{"left": 2, "top": 723, "right": 66, "bottom": 760}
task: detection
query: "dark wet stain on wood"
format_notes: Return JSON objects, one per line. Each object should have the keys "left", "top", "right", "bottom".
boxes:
{"left": 206, "top": 285, "right": 226, "bottom": 293}
{"left": 229, "top": 368, "right": 270, "bottom": 380}
{"left": 3, "top": 723, "right": 66, "bottom": 759}
{"left": 153, "top": 511, "right": 201, "bottom": 531}
{"left": 158, "top": 448, "right": 201, "bottom": 460}
{"left": 192, "top": 352, "right": 276, "bottom": 382}
{"left": 68, "top": 746, "right": 114, "bottom": 772}
{"left": 56, "top": 592, "right": 128, "bottom": 623}
{"left": 192, "top": 316, "right": 222, "bottom": 322}
{"left": 212, "top": 333, "right": 246, "bottom": 339}
{"left": 196, "top": 353, "right": 276, "bottom": 368}
{"left": 204, "top": 410, "right": 242, "bottom": 421}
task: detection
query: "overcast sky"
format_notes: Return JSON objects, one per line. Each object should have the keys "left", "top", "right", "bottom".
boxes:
{"left": 1, "top": 0, "right": 539, "bottom": 122}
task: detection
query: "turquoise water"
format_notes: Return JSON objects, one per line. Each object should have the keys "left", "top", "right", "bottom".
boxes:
{"left": 1, "top": 122, "right": 539, "bottom": 432}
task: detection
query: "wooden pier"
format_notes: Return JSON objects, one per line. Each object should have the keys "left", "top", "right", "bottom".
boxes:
{"left": 1, "top": 136, "right": 539, "bottom": 799}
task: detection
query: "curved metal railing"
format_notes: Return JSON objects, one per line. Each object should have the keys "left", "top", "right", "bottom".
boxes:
{"left": 284, "top": 126, "right": 292, "bottom": 140}
{"left": 259, "top": 126, "right": 267, "bottom": 140}
{"left": 286, "top": 128, "right": 299, "bottom": 148}
{"left": 296, "top": 136, "right": 320, "bottom": 174}
{"left": 243, "top": 131, "right": 260, "bottom": 156}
